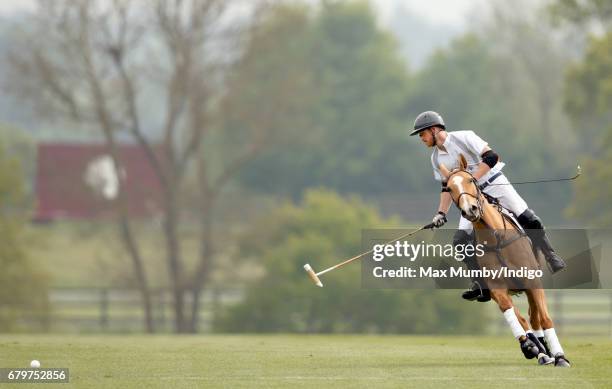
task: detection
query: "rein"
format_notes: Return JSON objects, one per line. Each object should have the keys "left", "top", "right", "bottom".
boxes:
{"left": 445, "top": 169, "right": 527, "bottom": 264}
{"left": 444, "top": 169, "right": 484, "bottom": 221}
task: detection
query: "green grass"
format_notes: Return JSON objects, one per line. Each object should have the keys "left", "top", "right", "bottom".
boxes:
{"left": 25, "top": 221, "right": 256, "bottom": 288}
{"left": 25, "top": 222, "right": 204, "bottom": 288}
{"left": 1, "top": 335, "right": 611, "bottom": 388}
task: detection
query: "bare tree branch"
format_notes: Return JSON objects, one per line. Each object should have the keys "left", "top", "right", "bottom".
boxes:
{"left": 10, "top": 0, "right": 275, "bottom": 334}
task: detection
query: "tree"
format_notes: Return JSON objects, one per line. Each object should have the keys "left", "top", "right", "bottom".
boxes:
{"left": 408, "top": 34, "right": 530, "bottom": 175}
{"left": 564, "top": 32, "right": 612, "bottom": 147}
{"left": 563, "top": 33, "right": 612, "bottom": 226}
{"left": 483, "top": 0, "right": 573, "bottom": 141}
{"left": 476, "top": 0, "right": 578, "bottom": 213}
{"left": 547, "top": 1, "right": 612, "bottom": 226}
{"left": 549, "top": 0, "right": 612, "bottom": 30}
{"left": 215, "top": 189, "right": 486, "bottom": 333}
{"left": 187, "top": 2, "right": 321, "bottom": 332}
{"left": 547, "top": 0, "right": 612, "bottom": 67}
{"left": 239, "top": 1, "right": 417, "bottom": 197}
{"left": 0, "top": 143, "right": 49, "bottom": 330}
{"left": 409, "top": 18, "right": 576, "bottom": 210}
{"left": 8, "top": 0, "right": 309, "bottom": 333}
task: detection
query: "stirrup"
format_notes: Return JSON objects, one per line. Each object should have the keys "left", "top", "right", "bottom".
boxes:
{"left": 462, "top": 281, "right": 489, "bottom": 302}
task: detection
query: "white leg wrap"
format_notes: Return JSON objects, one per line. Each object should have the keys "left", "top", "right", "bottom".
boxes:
{"left": 534, "top": 329, "right": 544, "bottom": 338}
{"left": 503, "top": 308, "right": 526, "bottom": 339}
{"left": 544, "top": 328, "right": 564, "bottom": 356}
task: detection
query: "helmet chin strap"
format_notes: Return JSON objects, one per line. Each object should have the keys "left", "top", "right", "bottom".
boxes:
{"left": 431, "top": 128, "right": 439, "bottom": 147}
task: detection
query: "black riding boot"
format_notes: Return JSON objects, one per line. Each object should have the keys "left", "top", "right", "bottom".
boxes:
{"left": 454, "top": 230, "right": 491, "bottom": 302}
{"left": 517, "top": 209, "right": 566, "bottom": 273}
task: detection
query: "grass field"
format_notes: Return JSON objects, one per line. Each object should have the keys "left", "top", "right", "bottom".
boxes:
{"left": 1, "top": 335, "right": 611, "bottom": 388}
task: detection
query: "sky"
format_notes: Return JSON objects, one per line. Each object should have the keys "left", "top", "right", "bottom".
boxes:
{"left": 372, "top": 0, "right": 478, "bottom": 28}
{"left": 0, "top": 0, "right": 34, "bottom": 14}
{"left": 0, "top": 0, "right": 477, "bottom": 28}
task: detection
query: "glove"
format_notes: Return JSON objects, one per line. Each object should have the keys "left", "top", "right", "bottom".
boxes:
{"left": 432, "top": 211, "right": 447, "bottom": 228}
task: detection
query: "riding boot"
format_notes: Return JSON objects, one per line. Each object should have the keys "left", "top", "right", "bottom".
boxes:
{"left": 517, "top": 209, "right": 566, "bottom": 273}
{"left": 539, "top": 234, "right": 566, "bottom": 273}
{"left": 454, "top": 230, "right": 491, "bottom": 302}
{"left": 461, "top": 278, "right": 491, "bottom": 302}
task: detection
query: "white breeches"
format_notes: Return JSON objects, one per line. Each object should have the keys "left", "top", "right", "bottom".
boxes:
{"left": 458, "top": 173, "right": 528, "bottom": 232}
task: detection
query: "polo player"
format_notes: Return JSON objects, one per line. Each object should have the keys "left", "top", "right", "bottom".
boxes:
{"left": 410, "top": 111, "right": 566, "bottom": 302}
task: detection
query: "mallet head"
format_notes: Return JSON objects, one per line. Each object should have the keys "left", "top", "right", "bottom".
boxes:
{"left": 303, "top": 263, "right": 323, "bottom": 287}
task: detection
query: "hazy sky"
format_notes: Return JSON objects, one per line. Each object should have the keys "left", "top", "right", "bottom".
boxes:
{"left": 372, "top": 0, "right": 478, "bottom": 28}
{"left": 0, "top": 0, "right": 34, "bottom": 14}
{"left": 0, "top": 0, "right": 476, "bottom": 27}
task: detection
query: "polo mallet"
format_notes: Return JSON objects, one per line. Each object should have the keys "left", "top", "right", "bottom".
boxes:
{"left": 303, "top": 222, "right": 435, "bottom": 287}
{"left": 487, "top": 165, "right": 581, "bottom": 186}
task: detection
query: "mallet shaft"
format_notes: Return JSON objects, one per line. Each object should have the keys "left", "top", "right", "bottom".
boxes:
{"left": 488, "top": 165, "right": 581, "bottom": 186}
{"left": 315, "top": 223, "right": 434, "bottom": 276}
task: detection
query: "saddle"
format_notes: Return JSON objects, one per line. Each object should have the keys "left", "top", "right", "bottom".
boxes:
{"left": 479, "top": 193, "right": 542, "bottom": 289}
{"left": 482, "top": 193, "right": 524, "bottom": 234}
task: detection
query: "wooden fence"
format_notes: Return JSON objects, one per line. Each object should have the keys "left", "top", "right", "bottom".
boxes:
{"left": 490, "top": 290, "right": 612, "bottom": 337}
{"left": 20, "top": 287, "right": 243, "bottom": 333}
{"left": 18, "top": 288, "right": 612, "bottom": 336}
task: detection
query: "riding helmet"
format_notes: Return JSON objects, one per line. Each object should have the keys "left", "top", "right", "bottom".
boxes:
{"left": 410, "top": 111, "right": 445, "bottom": 136}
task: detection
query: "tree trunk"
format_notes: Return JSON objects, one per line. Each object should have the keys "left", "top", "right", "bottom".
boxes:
{"left": 188, "top": 204, "right": 214, "bottom": 333}
{"left": 163, "top": 186, "right": 186, "bottom": 333}
{"left": 103, "top": 135, "right": 155, "bottom": 334}
{"left": 117, "top": 216, "right": 155, "bottom": 333}
{"left": 95, "top": 102, "right": 155, "bottom": 333}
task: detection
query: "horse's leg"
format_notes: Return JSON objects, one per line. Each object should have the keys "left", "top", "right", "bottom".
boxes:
{"left": 527, "top": 291, "right": 546, "bottom": 347}
{"left": 490, "top": 289, "right": 539, "bottom": 359}
{"left": 514, "top": 306, "right": 531, "bottom": 332}
{"left": 527, "top": 289, "right": 570, "bottom": 367}
{"left": 525, "top": 290, "right": 555, "bottom": 365}
{"left": 527, "top": 297, "right": 550, "bottom": 353}
{"left": 490, "top": 289, "right": 524, "bottom": 335}
{"left": 527, "top": 289, "right": 553, "bottom": 329}
{"left": 528, "top": 299, "right": 540, "bottom": 331}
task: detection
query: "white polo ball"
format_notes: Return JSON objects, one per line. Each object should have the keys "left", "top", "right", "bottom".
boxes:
{"left": 30, "top": 360, "right": 40, "bottom": 368}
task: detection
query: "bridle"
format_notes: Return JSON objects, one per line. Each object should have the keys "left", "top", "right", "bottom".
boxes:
{"left": 444, "top": 168, "right": 527, "bottom": 262}
{"left": 443, "top": 169, "right": 484, "bottom": 221}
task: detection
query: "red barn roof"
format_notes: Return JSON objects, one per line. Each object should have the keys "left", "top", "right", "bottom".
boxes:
{"left": 35, "top": 143, "right": 163, "bottom": 221}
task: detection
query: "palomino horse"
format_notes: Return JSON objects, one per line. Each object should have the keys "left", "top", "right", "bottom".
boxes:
{"left": 439, "top": 154, "right": 570, "bottom": 367}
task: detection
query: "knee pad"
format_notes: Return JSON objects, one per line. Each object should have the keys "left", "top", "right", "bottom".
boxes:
{"left": 518, "top": 209, "right": 545, "bottom": 243}
{"left": 517, "top": 209, "right": 544, "bottom": 230}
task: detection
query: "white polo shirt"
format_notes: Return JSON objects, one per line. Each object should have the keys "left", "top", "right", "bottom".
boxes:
{"left": 431, "top": 130, "right": 505, "bottom": 185}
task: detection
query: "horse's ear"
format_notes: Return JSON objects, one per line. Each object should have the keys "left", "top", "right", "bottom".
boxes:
{"left": 439, "top": 163, "right": 450, "bottom": 179}
{"left": 459, "top": 154, "right": 468, "bottom": 170}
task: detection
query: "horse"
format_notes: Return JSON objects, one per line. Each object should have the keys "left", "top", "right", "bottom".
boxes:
{"left": 439, "top": 154, "right": 570, "bottom": 367}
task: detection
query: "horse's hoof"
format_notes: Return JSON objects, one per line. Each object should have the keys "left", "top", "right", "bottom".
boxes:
{"left": 554, "top": 354, "right": 571, "bottom": 367}
{"left": 538, "top": 353, "right": 554, "bottom": 365}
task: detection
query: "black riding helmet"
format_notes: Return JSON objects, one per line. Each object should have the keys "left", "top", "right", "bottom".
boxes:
{"left": 410, "top": 111, "right": 445, "bottom": 136}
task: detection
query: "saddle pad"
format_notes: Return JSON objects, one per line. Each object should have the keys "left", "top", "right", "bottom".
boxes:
{"left": 482, "top": 192, "right": 525, "bottom": 233}
{"left": 499, "top": 207, "right": 525, "bottom": 234}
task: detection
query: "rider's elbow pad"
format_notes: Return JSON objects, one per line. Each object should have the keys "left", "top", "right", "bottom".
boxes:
{"left": 481, "top": 150, "right": 499, "bottom": 168}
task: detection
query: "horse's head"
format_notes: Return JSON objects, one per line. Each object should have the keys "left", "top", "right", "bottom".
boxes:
{"left": 439, "top": 154, "right": 483, "bottom": 222}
